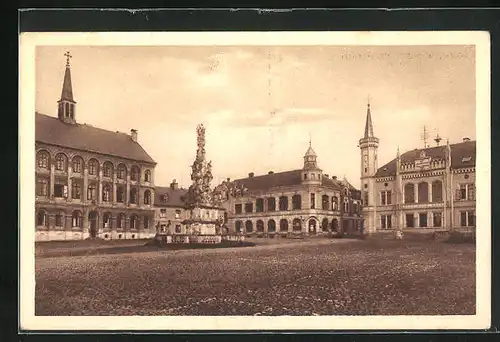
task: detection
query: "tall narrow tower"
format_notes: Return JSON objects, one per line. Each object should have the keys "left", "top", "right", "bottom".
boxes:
{"left": 57, "top": 51, "right": 77, "bottom": 124}
{"left": 359, "top": 101, "right": 379, "bottom": 232}
{"left": 301, "top": 137, "right": 322, "bottom": 186}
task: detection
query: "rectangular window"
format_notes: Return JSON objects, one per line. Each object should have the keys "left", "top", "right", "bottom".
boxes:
{"left": 256, "top": 198, "right": 264, "bottom": 212}
{"left": 433, "top": 212, "right": 442, "bottom": 227}
{"left": 175, "top": 210, "right": 181, "bottom": 219}
{"left": 419, "top": 213, "right": 428, "bottom": 228}
{"left": 55, "top": 214, "right": 63, "bottom": 227}
{"left": 381, "top": 215, "right": 392, "bottom": 229}
{"left": 235, "top": 204, "right": 242, "bottom": 214}
{"left": 380, "top": 191, "right": 392, "bottom": 205}
{"left": 144, "top": 216, "right": 149, "bottom": 229}
{"left": 267, "top": 198, "right": 276, "bottom": 211}
{"left": 175, "top": 225, "right": 181, "bottom": 233}
{"left": 460, "top": 211, "right": 467, "bottom": 226}
{"left": 36, "top": 178, "right": 48, "bottom": 196}
{"left": 380, "top": 215, "right": 386, "bottom": 229}
{"left": 87, "top": 185, "right": 96, "bottom": 201}
{"left": 406, "top": 214, "right": 414, "bottom": 228}
{"left": 468, "top": 211, "right": 475, "bottom": 227}
{"left": 71, "top": 182, "right": 81, "bottom": 199}
{"left": 160, "top": 209, "right": 167, "bottom": 217}
{"left": 387, "top": 215, "right": 392, "bottom": 228}
{"left": 245, "top": 202, "right": 253, "bottom": 213}
{"left": 54, "top": 184, "right": 65, "bottom": 198}
{"left": 310, "top": 193, "right": 315, "bottom": 209}
{"left": 459, "top": 184, "right": 467, "bottom": 200}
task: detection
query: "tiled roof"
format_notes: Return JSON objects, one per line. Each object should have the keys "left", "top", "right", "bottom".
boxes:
{"left": 232, "top": 169, "right": 346, "bottom": 193}
{"left": 375, "top": 140, "right": 476, "bottom": 178}
{"left": 36, "top": 113, "right": 156, "bottom": 164}
{"left": 154, "top": 186, "right": 188, "bottom": 208}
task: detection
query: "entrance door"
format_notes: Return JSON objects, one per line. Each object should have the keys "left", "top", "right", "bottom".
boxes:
{"left": 89, "top": 211, "right": 98, "bottom": 238}
{"left": 308, "top": 219, "right": 317, "bottom": 235}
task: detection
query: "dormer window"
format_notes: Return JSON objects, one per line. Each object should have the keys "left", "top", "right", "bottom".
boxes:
{"left": 162, "top": 194, "right": 169, "bottom": 202}
{"left": 462, "top": 156, "right": 472, "bottom": 163}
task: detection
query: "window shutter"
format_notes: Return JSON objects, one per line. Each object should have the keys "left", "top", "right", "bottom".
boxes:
{"left": 63, "top": 185, "right": 68, "bottom": 198}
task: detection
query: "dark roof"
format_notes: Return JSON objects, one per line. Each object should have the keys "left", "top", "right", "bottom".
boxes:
{"left": 375, "top": 140, "right": 476, "bottom": 178}
{"left": 232, "top": 169, "right": 347, "bottom": 193}
{"left": 154, "top": 186, "right": 188, "bottom": 208}
{"left": 60, "top": 65, "right": 74, "bottom": 102}
{"left": 36, "top": 113, "right": 156, "bottom": 164}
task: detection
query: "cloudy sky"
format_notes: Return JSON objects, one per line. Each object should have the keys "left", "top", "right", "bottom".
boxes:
{"left": 35, "top": 45, "right": 476, "bottom": 189}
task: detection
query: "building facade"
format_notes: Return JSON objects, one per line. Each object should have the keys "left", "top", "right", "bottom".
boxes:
{"left": 219, "top": 143, "right": 363, "bottom": 237}
{"left": 359, "top": 103, "right": 476, "bottom": 233}
{"left": 35, "top": 54, "right": 157, "bottom": 241}
{"left": 154, "top": 179, "right": 225, "bottom": 235}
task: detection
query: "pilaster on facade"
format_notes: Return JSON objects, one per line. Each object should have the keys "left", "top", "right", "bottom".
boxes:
{"left": 50, "top": 164, "right": 55, "bottom": 198}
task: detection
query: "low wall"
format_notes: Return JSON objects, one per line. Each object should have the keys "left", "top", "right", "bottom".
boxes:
{"left": 36, "top": 230, "right": 156, "bottom": 242}
{"left": 154, "top": 234, "right": 245, "bottom": 244}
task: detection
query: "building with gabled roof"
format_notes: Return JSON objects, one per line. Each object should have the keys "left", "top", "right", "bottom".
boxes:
{"left": 217, "top": 140, "right": 363, "bottom": 237}
{"left": 35, "top": 52, "right": 157, "bottom": 241}
{"left": 359, "top": 102, "right": 476, "bottom": 233}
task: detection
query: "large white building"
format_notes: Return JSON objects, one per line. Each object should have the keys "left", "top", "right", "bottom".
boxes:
{"left": 359, "top": 103, "right": 476, "bottom": 233}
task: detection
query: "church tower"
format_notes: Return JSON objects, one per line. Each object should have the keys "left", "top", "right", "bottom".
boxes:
{"left": 301, "top": 137, "right": 322, "bottom": 186}
{"left": 57, "top": 51, "right": 77, "bottom": 124}
{"left": 359, "top": 101, "right": 379, "bottom": 232}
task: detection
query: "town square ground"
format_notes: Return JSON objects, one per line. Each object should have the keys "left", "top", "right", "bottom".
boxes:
{"left": 35, "top": 237, "right": 475, "bottom": 316}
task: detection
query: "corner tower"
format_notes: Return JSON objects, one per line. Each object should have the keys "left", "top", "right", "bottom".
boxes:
{"left": 301, "top": 137, "right": 322, "bottom": 186}
{"left": 359, "top": 101, "right": 379, "bottom": 232}
{"left": 57, "top": 51, "right": 77, "bottom": 124}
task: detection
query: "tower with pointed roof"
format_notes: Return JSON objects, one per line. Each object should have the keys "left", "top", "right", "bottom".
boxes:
{"left": 57, "top": 51, "right": 77, "bottom": 124}
{"left": 301, "top": 137, "right": 322, "bottom": 186}
{"left": 359, "top": 101, "right": 379, "bottom": 232}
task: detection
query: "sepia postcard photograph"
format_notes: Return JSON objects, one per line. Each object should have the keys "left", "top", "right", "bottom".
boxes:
{"left": 19, "top": 31, "right": 491, "bottom": 331}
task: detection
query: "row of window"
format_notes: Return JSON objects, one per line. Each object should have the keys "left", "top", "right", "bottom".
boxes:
{"left": 234, "top": 195, "right": 342, "bottom": 214}
{"left": 36, "top": 210, "right": 151, "bottom": 229}
{"left": 379, "top": 211, "right": 475, "bottom": 229}
{"left": 159, "top": 209, "right": 182, "bottom": 219}
{"left": 36, "top": 151, "right": 152, "bottom": 182}
{"left": 235, "top": 218, "right": 340, "bottom": 233}
{"left": 36, "top": 178, "right": 152, "bottom": 204}
{"left": 365, "top": 181, "right": 475, "bottom": 206}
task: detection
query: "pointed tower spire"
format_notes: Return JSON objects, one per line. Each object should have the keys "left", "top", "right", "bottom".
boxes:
{"left": 364, "top": 101, "right": 374, "bottom": 138}
{"left": 57, "top": 51, "right": 77, "bottom": 124}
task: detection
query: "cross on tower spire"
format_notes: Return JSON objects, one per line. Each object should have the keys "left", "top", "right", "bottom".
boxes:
{"left": 64, "top": 51, "right": 72, "bottom": 67}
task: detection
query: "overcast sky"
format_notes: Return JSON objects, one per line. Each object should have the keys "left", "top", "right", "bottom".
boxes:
{"left": 35, "top": 45, "right": 476, "bottom": 189}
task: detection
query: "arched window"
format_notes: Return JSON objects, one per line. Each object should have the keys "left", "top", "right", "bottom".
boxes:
{"left": 308, "top": 219, "right": 317, "bottom": 232}
{"left": 144, "top": 190, "right": 151, "bottom": 205}
{"left": 293, "top": 218, "right": 302, "bottom": 232}
{"left": 117, "top": 213, "right": 125, "bottom": 229}
{"left": 404, "top": 183, "right": 415, "bottom": 204}
{"left": 131, "top": 166, "right": 140, "bottom": 181}
{"left": 279, "top": 219, "right": 289, "bottom": 232}
{"left": 71, "top": 181, "right": 81, "bottom": 199}
{"left": 432, "top": 180, "right": 443, "bottom": 202}
{"left": 130, "top": 188, "right": 138, "bottom": 204}
{"left": 144, "top": 170, "right": 151, "bottom": 182}
{"left": 256, "top": 220, "right": 264, "bottom": 232}
{"left": 255, "top": 198, "right": 264, "bottom": 212}
{"left": 130, "top": 215, "right": 137, "bottom": 229}
{"left": 245, "top": 220, "right": 253, "bottom": 233}
{"left": 103, "top": 162, "right": 113, "bottom": 178}
{"left": 292, "top": 194, "right": 301, "bottom": 210}
{"left": 36, "top": 209, "right": 47, "bottom": 226}
{"left": 102, "top": 184, "right": 111, "bottom": 202}
{"left": 88, "top": 159, "right": 99, "bottom": 175}
{"left": 103, "top": 212, "right": 112, "bottom": 228}
{"left": 87, "top": 183, "right": 97, "bottom": 201}
{"left": 117, "top": 164, "right": 127, "bottom": 179}
{"left": 72, "top": 211, "right": 82, "bottom": 228}
{"left": 322, "top": 195, "right": 330, "bottom": 210}
{"left": 37, "top": 151, "right": 49, "bottom": 169}
{"left": 332, "top": 196, "right": 339, "bottom": 210}
{"left": 322, "top": 218, "right": 329, "bottom": 232}
{"left": 72, "top": 156, "right": 83, "bottom": 173}
{"left": 267, "top": 197, "right": 276, "bottom": 211}
{"left": 279, "top": 196, "right": 288, "bottom": 211}
{"left": 331, "top": 218, "right": 339, "bottom": 232}
{"left": 267, "top": 219, "right": 276, "bottom": 233}
{"left": 418, "top": 182, "right": 429, "bottom": 203}
{"left": 55, "top": 153, "right": 67, "bottom": 171}
{"left": 116, "top": 186, "right": 125, "bottom": 203}
{"left": 235, "top": 220, "right": 242, "bottom": 233}
{"left": 36, "top": 178, "right": 48, "bottom": 197}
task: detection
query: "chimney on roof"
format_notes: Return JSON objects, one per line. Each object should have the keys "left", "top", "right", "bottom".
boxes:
{"left": 170, "top": 179, "right": 179, "bottom": 190}
{"left": 332, "top": 176, "right": 337, "bottom": 180}
{"left": 130, "top": 129, "right": 138, "bottom": 142}
{"left": 268, "top": 171, "right": 274, "bottom": 175}
{"left": 226, "top": 178, "right": 230, "bottom": 182}
{"left": 248, "top": 172, "right": 254, "bottom": 178}
{"left": 324, "top": 174, "right": 329, "bottom": 178}
{"left": 463, "top": 137, "right": 471, "bottom": 142}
